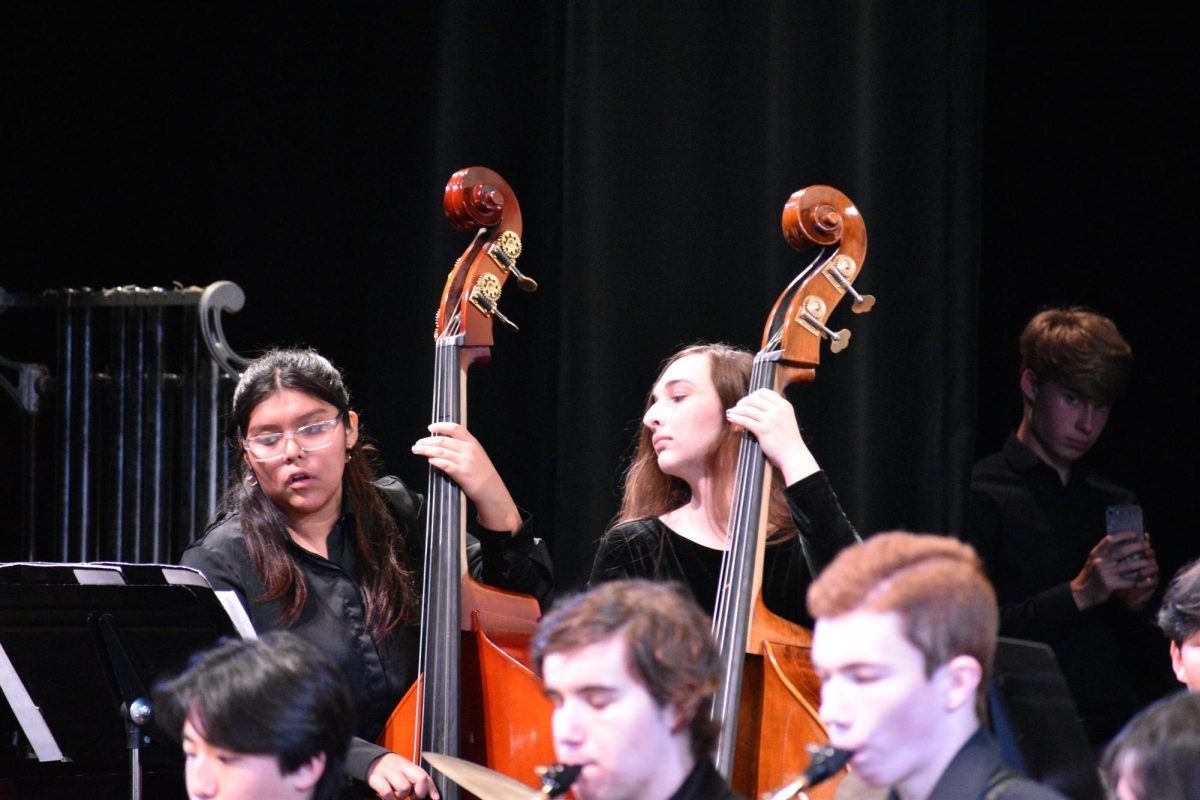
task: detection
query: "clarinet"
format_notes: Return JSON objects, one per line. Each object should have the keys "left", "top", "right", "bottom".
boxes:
{"left": 764, "top": 745, "right": 854, "bottom": 800}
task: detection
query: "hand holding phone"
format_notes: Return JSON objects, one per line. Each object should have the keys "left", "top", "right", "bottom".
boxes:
{"left": 1106, "top": 504, "right": 1145, "bottom": 580}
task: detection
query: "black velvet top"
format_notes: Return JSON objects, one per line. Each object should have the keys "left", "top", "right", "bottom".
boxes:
{"left": 588, "top": 471, "right": 859, "bottom": 627}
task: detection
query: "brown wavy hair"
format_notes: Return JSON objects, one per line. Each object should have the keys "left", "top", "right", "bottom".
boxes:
{"left": 613, "top": 343, "right": 795, "bottom": 541}
{"left": 533, "top": 579, "right": 722, "bottom": 758}
{"left": 219, "top": 348, "right": 417, "bottom": 640}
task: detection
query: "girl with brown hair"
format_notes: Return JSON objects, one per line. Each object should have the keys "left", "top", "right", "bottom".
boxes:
{"left": 588, "top": 342, "right": 858, "bottom": 625}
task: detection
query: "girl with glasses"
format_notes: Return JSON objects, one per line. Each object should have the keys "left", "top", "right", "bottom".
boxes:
{"left": 181, "top": 347, "right": 552, "bottom": 799}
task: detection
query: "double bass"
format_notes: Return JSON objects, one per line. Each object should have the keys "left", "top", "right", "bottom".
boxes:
{"left": 377, "top": 166, "right": 546, "bottom": 799}
{"left": 709, "top": 185, "right": 873, "bottom": 799}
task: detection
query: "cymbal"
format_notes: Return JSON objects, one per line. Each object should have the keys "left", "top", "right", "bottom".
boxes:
{"left": 423, "top": 752, "right": 540, "bottom": 800}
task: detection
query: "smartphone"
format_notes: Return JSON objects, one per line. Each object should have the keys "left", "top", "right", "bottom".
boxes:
{"left": 1106, "top": 504, "right": 1144, "bottom": 538}
{"left": 1106, "top": 504, "right": 1145, "bottom": 580}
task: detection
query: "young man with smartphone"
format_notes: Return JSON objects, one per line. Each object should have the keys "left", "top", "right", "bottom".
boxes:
{"left": 966, "top": 307, "right": 1164, "bottom": 746}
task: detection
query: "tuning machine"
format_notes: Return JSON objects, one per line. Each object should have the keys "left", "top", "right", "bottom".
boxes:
{"left": 823, "top": 254, "right": 875, "bottom": 313}
{"left": 796, "top": 295, "right": 852, "bottom": 353}
{"left": 469, "top": 273, "right": 519, "bottom": 331}
{"left": 489, "top": 230, "right": 538, "bottom": 292}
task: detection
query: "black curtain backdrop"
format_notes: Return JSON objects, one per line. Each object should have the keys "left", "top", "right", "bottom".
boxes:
{"left": 5, "top": 3, "right": 1194, "bottom": 593}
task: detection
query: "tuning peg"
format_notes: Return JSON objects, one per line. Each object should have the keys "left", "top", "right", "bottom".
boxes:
{"left": 492, "top": 306, "right": 519, "bottom": 332}
{"left": 798, "top": 307, "right": 852, "bottom": 353}
{"left": 845, "top": 283, "right": 875, "bottom": 313}
{"left": 797, "top": 295, "right": 853, "bottom": 353}
{"left": 489, "top": 231, "right": 538, "bottom": 292}
{"left": 471, "top": 290, "right": 519, "bottom": 332}
{"left": 509, "top": 266, "right": 539, "bottom": 292}
{"left": 847, "top": 287, "right": 875, "bottom": 313}
{"left": 829, "top": 328, "right": 852, "bottom": 353}
{"left": 825, "top": 258, "right": 875, "bottom": 313}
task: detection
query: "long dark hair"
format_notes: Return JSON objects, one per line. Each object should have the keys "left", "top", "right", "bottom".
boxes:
{"left": 222, "top": 347, "right": 417, "bottom": 639}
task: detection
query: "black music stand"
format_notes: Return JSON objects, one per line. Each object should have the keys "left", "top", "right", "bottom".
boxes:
{"left": 988, "top": 636, "right": 1105, "bottom": 800}
{"left": 0, "top": 563, "right": 246, "bottom": 800}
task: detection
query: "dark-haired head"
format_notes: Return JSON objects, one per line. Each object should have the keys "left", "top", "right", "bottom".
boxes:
{"left": 230, "top": 348, "right": 353, "bottom": 448}
{"left": 1159, "top": 558, "right": 1200, "bottom": 646}
{"left": 1159, "top": 558, "right": 1200, "bottom": 692}
{"left": 1100, "top": 691, "right": 1200, "bottom": 800}
{"left": 218, "top": 346, "right": 417, "bottom": 639}
{"left": 154, "top": 632, "right": 354, "bottom": 800}
{"left": 226, "top": 348, "right": 360, "bottom": 521}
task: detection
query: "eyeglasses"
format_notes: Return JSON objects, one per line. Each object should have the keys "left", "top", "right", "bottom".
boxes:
{"left": 242, "top": 418, "right": 341, "bottom": 462}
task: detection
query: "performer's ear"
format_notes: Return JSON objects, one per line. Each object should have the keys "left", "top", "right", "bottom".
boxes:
{"left": 666, "top": 700, "right": 696, "bottom": 735}
{"left": 289, "top": 751, "right": 326, "bottom": 793}
{"left": 1171, "top": 640, "right": 1188, "bottom": 686}
{"left": 1019, "top": 369, "right": 1039, "bottom": 405}
{"left": 942, "top": 655, "right": 982, "bottom": 713}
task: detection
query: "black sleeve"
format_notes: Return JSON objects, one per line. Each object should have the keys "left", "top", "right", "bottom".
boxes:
{"left": 376, "top": 475, "right": 554, "bottom": 611}
{"left": 345, "top": 737, "right": 391, "bottom": 787}
{"left": 468, "top": 509, "right": 555, "bottom": 611}
{"left": 783, "top": 471, "right": 861, "bottom": 577}
{"left": 179, "top": 528, "right": 254, "bottom": 615}
{"left": 375, "top": 474, "right": 431, "bottom": 578}
{"left": 966, "top": 476, "right": 1082, "bottom": 639}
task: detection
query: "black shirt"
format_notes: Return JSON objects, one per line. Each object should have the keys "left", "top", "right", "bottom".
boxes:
{"left": 180, "top": 475, "right": 553, "bottom": 781}
{"left": 589, "top": 471, "right": 860, "bottom": 627}
{"left": 668, "top": 758, "right": 743, "bottom": 800}
{"left": 966, "top": 434, "right": 1166, "bottom": 744}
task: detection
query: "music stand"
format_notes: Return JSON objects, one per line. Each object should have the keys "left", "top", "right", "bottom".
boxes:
{"left": 988, "top": 636, "right": 1104, "bottom": 800}
{"left": 0, "top": 562, "right": 246, "bottom": 800}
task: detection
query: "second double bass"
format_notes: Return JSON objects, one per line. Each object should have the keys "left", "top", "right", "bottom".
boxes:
{"left": 710, "top": 184, "right": 873, "bottom": 799}
{"left": 587, "top": 184, "right": 870, "bottom": 796}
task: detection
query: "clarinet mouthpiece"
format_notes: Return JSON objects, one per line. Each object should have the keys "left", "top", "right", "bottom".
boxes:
{"left": 764, "top": 745, "right": 853, "bottom": 800}
{"left": 536, "top": 763, "right": 582, "bottom": 798}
